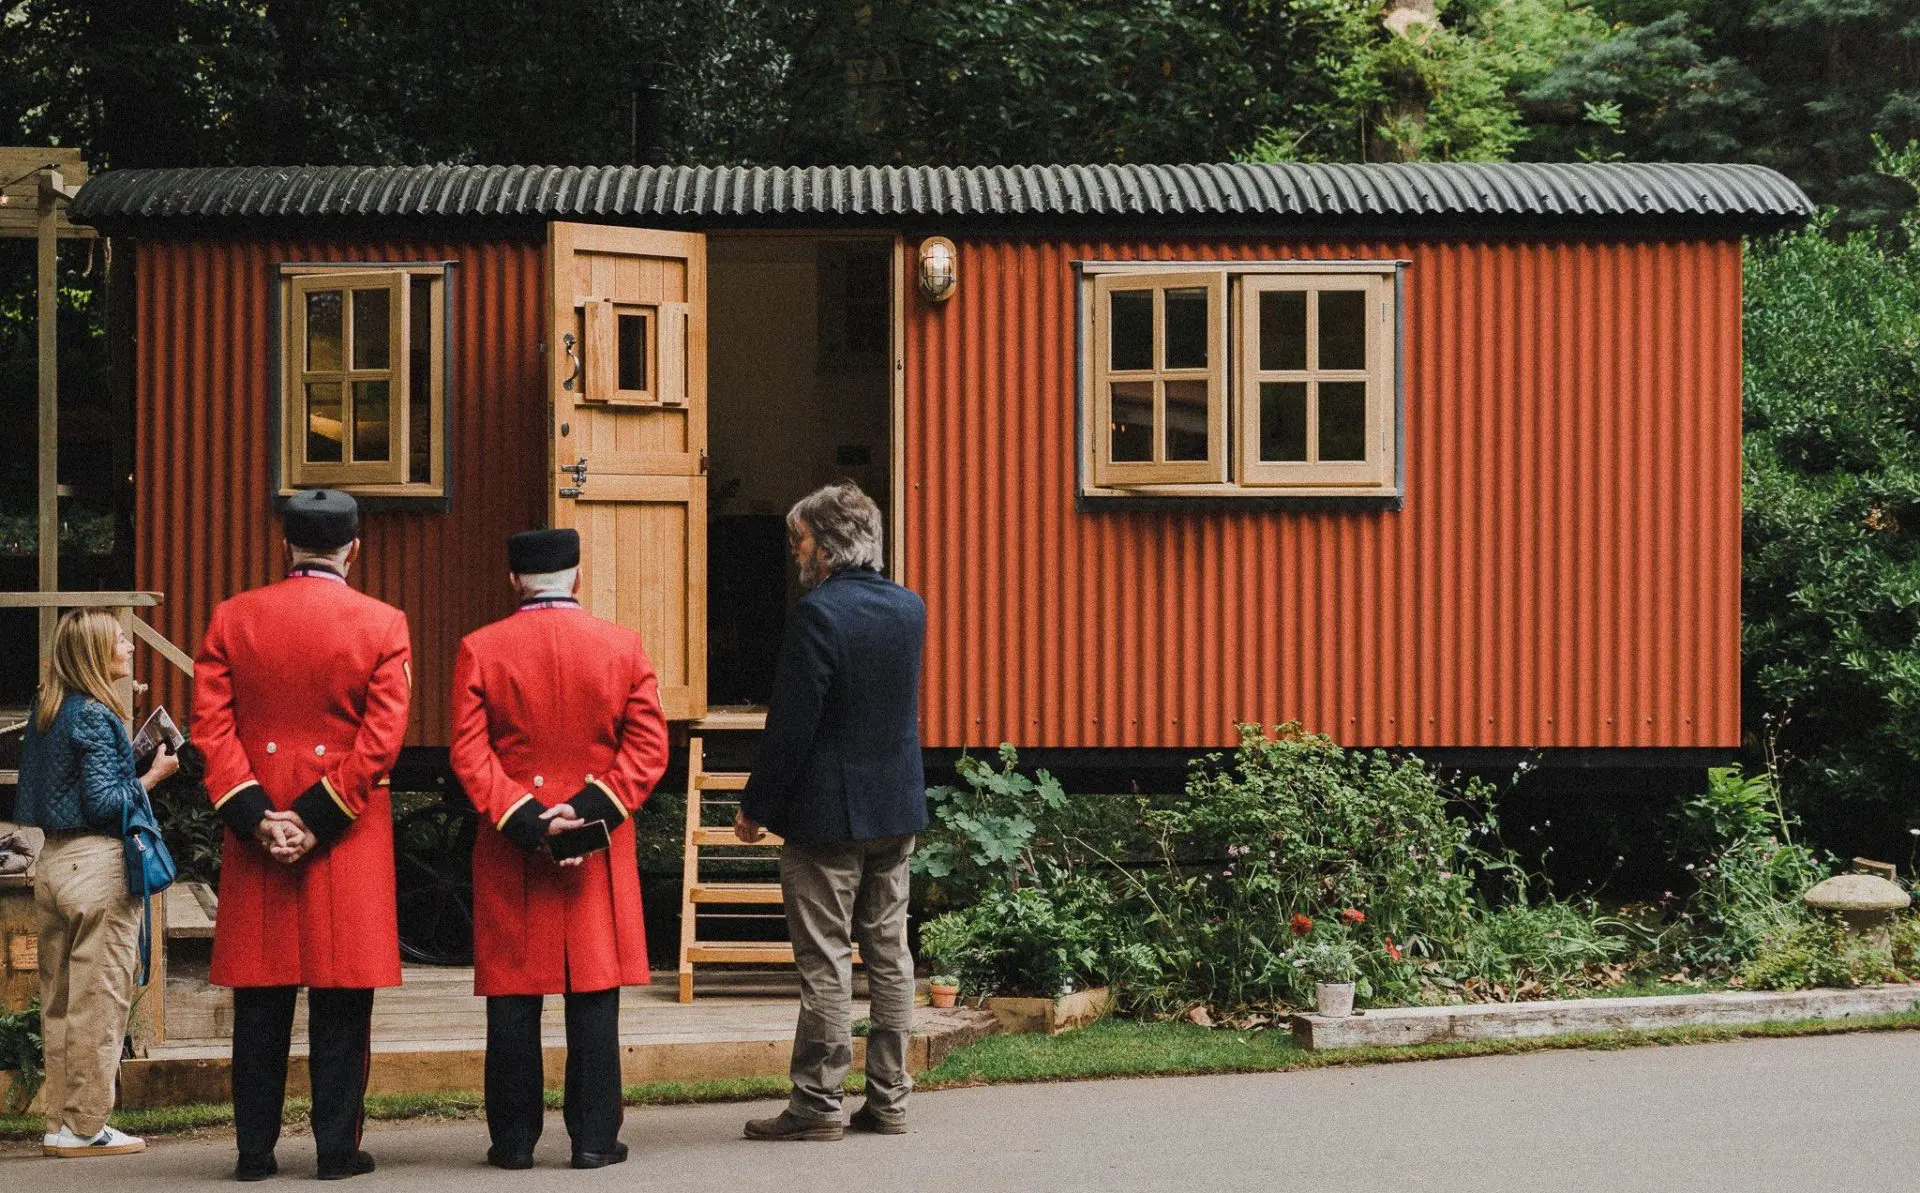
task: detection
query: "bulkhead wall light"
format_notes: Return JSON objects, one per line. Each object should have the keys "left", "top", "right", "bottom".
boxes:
{"left": 917, "top": 236, "right": 957, "bottom": 302}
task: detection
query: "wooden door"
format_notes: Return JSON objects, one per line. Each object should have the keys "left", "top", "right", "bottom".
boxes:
{"left": 548, "top": 222, "right": 707, "bottom": 721}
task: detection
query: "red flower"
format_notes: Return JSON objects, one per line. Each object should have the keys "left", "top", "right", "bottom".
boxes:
{"left": 1384, "top": 936, "right": 1403, "bottom": 962}
{"left": 1289, "top": 913, "right": 1314, "bottom": 937}
{"left": 1339, "top": 908, "right": 1366, "bottom": 926}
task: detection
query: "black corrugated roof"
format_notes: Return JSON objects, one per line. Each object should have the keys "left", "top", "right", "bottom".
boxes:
{"left": 70, "top": 162, "right": 1813, "bottom": 228}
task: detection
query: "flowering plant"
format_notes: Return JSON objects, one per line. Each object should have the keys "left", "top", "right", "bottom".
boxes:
{"left": 1290, "top": 912, "right": 1365, "bottom": 984}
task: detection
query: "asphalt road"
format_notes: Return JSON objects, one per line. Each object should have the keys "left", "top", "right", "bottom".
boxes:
{"left": 8, "top": 1032, "right": 1918, "bottom": 1192}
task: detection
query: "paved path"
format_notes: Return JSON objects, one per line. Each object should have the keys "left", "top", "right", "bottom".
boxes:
{"left": 9, "top": 1032, "right": 1918, "bottom": 1191}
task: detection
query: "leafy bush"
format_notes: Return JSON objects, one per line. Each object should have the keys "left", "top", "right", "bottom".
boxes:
{"left": 1450, "top": 901, "right": 1627, "bottom": 996}
{"left": 1743, "top": 191, "right": 1920, "bottom": 856}
{"left": 912, "top": 747, "right": 1067, "bottom": 908}
{"left": 918, "top": 883, "right": 1107, "bottom": 998}
{"left": 0, "top": 1000, "right": 43, "bottom": 1113}
{"left": 1738, "top": 916, "right": 1903, "bottom": 991}
{"left": 1666, "top": 767, "right": 1829, "bottom": 972}
{"left": 1103, "top": 725, "right": 1501, "bottom": 1011}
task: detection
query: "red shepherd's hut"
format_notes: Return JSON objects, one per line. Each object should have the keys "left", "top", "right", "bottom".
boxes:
{"left": 68, "top": 161, "right": 1809, "bottom": 784}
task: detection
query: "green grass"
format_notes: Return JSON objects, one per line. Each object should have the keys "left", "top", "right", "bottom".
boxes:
{"left": 6, "top": 1009, "right": 1919, "bottom": 1143}
{"left": 916, "top": 1009, "right": 1920, "bottom": 1088}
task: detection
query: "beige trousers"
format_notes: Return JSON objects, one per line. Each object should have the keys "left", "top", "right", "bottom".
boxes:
{"left": 779, "top": 834, "right": 916, "bottom": 1122}
{"left": 34, "top": 834, "right": 140, "bottom": 1138}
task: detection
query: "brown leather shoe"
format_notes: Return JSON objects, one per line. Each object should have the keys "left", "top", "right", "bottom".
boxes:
{"left": 742, "top": 1111, "right": 844, "bottom": 1141}
{"left": 848, "top": 1105, "right": 908, "bottom": 1135}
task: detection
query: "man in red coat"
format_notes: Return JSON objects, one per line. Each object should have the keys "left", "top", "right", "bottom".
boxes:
{"left": 192, "top": 489, "right": 411, "bottom": 1182}
{"left": 450, "top": 528, "right": 668, "bottom": 1171}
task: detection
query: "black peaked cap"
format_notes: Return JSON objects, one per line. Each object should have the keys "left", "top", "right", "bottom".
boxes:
{"left": 509, "top": 528, "right": 580, "bottom": 574}
{"left": 283, "top": 489, "right": 359, "bottom": 550}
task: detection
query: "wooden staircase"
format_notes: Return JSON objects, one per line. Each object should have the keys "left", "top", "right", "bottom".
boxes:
{"left": 677, "top": 709, "right": 857, "bottom": 1001}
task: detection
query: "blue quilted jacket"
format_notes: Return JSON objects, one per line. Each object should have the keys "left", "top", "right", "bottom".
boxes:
{"left": 16, "top": 694, "right": 144, "bottom": 832}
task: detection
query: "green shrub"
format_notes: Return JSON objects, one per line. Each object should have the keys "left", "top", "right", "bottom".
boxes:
{"left": 1738, "top": 917, "right": 1902, "bottom": 991}
{"left": 0, "top": 1000, "right": 42, "bottom": 1113}
{"left": 1667, "top": 767, "right": 1830, "bottom": 971}
{"left": 1451, "top": 901, "right": 1627, "bottom": 995}
{"left": 918, "top": 883, "right": 1106, "bottom": 998}
{"left": 912, "top": 746, "right": 1068, "bottom": 908}
{"left": 1743, "top": 195, "right": 1920, "bottom": 855}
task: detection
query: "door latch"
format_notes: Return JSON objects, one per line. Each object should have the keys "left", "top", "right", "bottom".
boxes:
{"left": 559, "top": 457, "right": 588, "bottom": 498}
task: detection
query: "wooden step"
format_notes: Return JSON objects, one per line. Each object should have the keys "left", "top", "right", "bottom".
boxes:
{"left": 688, "top": 883, "right": 784, "bottom": 904}
{"left": 694, "top": 772, "right": 748, "bottom": 791}
{"left": 689, "top": 705, "right": 767, "bottom": 732}
{"left": 692, "top": 826, "right": 785, "bottom": 848}
{"left": 686, "top": 941, "right": 861, "bottom": 964}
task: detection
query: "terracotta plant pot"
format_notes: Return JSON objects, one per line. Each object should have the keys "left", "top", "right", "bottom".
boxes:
{"left": 928, "top": 984, "right": 960, "bottom": 1009}
{"left": 1314, "top": 981, "right": 1356, "bottom": 1017}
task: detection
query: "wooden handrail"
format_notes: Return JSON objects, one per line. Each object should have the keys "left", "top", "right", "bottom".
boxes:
{"left": 128, "top": 616, "right": 195, "bottom": 678}
{"left": 0, "top": 590, "right": 161, "bottom": 608}
{"left": 1, "top": 591, "right": 193, "bottom": 679}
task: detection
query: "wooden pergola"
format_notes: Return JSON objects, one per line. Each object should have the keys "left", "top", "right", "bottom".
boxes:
{"left": 1, "top": 148, "right": 191, "bottom": 1045}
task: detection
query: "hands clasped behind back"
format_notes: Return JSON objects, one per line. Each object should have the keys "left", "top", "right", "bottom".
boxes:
{"left": 540, "top": 802, "right": 589, "bottom": 867}
{"left": 255, "top": 809, "right": 317, "bottom": 864}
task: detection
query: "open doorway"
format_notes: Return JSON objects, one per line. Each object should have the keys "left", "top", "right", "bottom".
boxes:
{"left": 705, "top": 233, "right": 895, "bottom": 707}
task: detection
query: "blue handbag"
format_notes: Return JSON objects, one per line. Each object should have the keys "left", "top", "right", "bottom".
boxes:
{"left": 121, "top": 786, "right": 179, "bottom": 986}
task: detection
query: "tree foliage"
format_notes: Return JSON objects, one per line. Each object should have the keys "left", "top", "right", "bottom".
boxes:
{"left": 1742, "top": 148, "right": 1920, "bottom": 852}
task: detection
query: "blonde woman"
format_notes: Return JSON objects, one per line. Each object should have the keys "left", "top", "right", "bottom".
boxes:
{"left": 16, "top": 609, "right": 178, "bottom": 1157}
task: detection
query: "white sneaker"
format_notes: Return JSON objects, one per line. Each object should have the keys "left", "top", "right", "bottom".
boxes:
{"left": 42, "top": 1131, "right": 61, "bottom": 1153}
{"left": 44, "top": 1125, "right": 146, "bottom": 1157}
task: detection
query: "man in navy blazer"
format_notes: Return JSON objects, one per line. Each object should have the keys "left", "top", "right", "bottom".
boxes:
{"left": 738, "top": 481, "right": 928, "bottom": 1141}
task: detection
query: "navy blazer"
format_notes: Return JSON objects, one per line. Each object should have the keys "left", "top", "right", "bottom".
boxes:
{"left": 741, "top": 567, "right": 928, "bottom": 844}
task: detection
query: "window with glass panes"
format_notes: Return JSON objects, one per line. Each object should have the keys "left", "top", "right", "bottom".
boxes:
{"left": 1082, "top": 264, "right": 1397, "bottom": 497}
{"left": 1089, "top": 271, "right": 1227, "bottom": 486}
{"left": 280, "top": 265, "right": 447, "bottom": 497}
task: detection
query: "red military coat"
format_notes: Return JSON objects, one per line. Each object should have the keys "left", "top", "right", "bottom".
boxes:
{"left": 450, "top": 597, "right": 669, "bottom": 997}
{"left": 193, "top": 566, "right": 412, "bottom": 990}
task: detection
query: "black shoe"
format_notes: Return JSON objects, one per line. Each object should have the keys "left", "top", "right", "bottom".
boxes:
{"left": 315, "top": 1150, "right": 375, "bottom": 1180}
{"left": 235, "top": 1152, "right": 279, "bottom": 1182}
{"left": 486, "top": 1144, "right": 535, "bottom": 1171}
{"left": 848, "top": 1104, "right": 908, "bottom": 1135}
{"left": 743, "top": 1110, "right": 845, "bottom": 1141}
{"left": 570, "top": 1142, "right": 629, "bottom": 1170}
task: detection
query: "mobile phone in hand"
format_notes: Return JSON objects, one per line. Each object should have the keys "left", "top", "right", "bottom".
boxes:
{"left": 547, "top": 819, "right": 612, "bottom": 862}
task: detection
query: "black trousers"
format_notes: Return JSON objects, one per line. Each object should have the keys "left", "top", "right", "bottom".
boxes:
{"left": 232, "top": 986, "right": 374, "bottom": 1162}
{"left": 485, "top": 989, "right": 621, "bottom": 1154}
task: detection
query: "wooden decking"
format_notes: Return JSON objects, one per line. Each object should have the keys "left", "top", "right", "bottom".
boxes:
{"left": 124, "top": 965, "right": 999, "bottom": 1109}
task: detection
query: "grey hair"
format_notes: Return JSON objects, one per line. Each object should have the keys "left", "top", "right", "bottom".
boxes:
{"left": 788, "top": 482, "right": 885, "bottom": 576}
{"left": 514, "top": 566, "right": 579, "bottom": 599}
{"left": 289, "top": 542, "right": 352, "bottom": 568}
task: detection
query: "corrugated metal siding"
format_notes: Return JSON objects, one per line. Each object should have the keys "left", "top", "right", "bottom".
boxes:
{"left": 902, "top": 236, "right": 1743, "bottom": 750}
{"left": 136, "top": 237, "right": 547, "bottom": 745}
{"left": 75, "top": 162, "right": 1812, "bottom": 227}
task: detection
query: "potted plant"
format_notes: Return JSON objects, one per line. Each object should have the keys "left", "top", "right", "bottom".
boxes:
{"left": 1290, "top": 912, "right": 1363, "bottom": 1016}
{"left": 927, "top": 975, "right": 961, "bottom": 1009}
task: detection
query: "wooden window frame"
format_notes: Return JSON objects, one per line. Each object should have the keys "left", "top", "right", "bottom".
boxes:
{"left": 1235, "top": 273, "right": 1396, "bottom": 491}
{"left": 277, "top": 264, "right": 448, "bottom": 499}
{"left": 1078, "top": 261, "right": 1402, "bottom": 500}
{"left": 1088, "top": 271, "right": 1228, "bottom": 487}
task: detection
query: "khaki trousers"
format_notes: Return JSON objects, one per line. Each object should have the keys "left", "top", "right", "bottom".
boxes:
{"left": 34, "top": 834, "right": 140, "bottom": 1138}
{"left": 779, "top": 834, "right": 916, "bottom": 1122}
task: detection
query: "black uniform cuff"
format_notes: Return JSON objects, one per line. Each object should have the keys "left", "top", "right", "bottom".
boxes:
{"left": 291, "top": 781, "right": 354, "bottom": 848}
{"left": 569, "top": 783, "right": 624, "bottom": 828}
{"left": 500, "top": 797, "right": 548, "bottom": 851}
{"left": 216, "top": 783, "right": 272, "bottom": 838}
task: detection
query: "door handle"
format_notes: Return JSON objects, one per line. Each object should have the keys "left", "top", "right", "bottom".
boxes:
{"left": 561, "top": 333, "right": 582, "bottom": 391}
